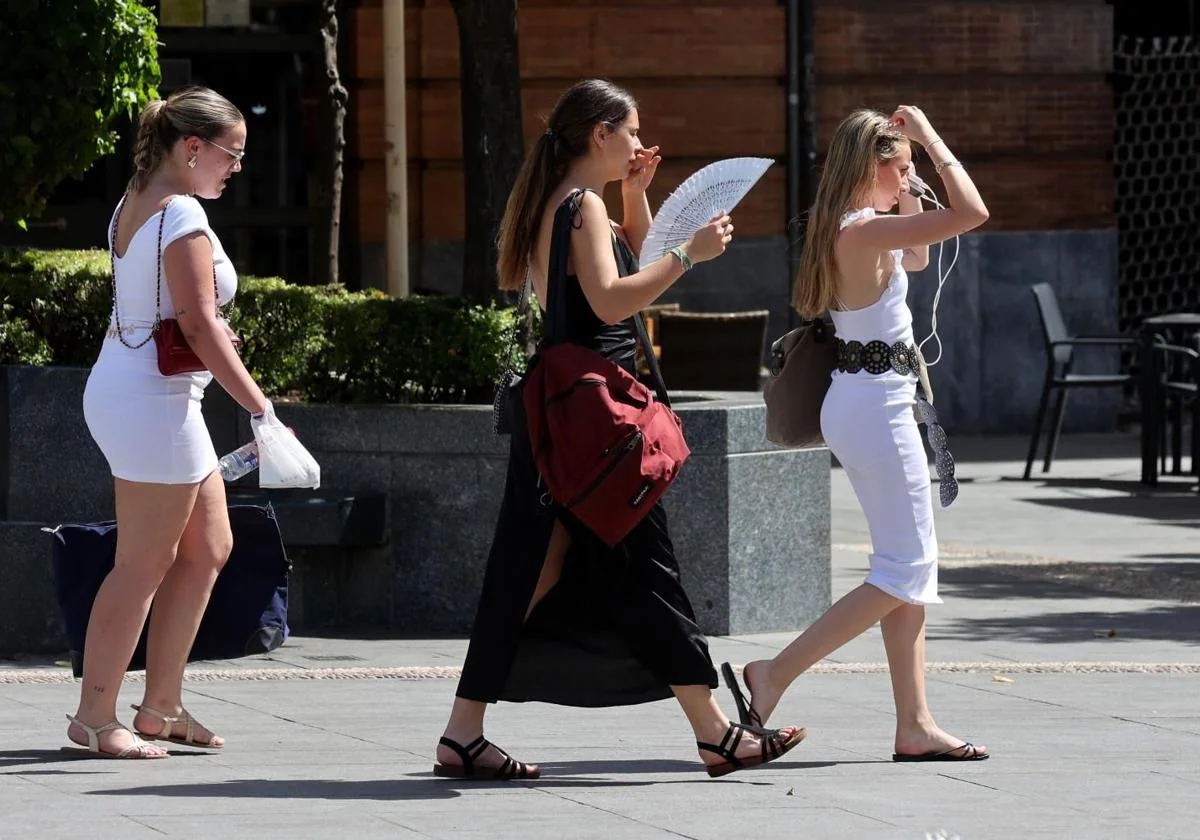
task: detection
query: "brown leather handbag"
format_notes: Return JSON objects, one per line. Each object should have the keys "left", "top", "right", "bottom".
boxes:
{"left": 109, "top": 195, "right": 240, "bottom": 376}
{"left": 762, "top": 317, "right": 838, "bottom": 448}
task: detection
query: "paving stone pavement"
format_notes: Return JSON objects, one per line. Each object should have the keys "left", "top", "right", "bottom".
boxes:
{"left": 1, "top": 434, "right": 1197, "bottom": 839}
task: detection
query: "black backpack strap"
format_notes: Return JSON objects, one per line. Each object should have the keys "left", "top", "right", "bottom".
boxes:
{"left": 632, "top": 311, "right": 671, "bottom": 408}
{"left": 544, "top": 188, "right": 671, "bottom": 408}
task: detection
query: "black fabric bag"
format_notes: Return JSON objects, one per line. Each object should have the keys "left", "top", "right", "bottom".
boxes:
{"left": 49, "top": 503, "right": 290, "bottom": 677}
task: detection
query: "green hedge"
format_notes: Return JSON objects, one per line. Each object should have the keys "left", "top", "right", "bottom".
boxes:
{"left": 0, "top": 249, "right": 527, "bottom": 404}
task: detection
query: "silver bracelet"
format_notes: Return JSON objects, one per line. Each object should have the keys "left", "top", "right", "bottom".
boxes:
{"left": 935, "top": 159, "right": 962, "bottom": 175}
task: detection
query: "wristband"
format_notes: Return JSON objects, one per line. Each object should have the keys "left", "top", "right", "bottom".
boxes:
{"left": 669, "top": 245, "right": 693, "bottom": 272}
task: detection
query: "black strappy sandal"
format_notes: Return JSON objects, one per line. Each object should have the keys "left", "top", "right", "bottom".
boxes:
{"left": 893, "top": 742, "right": 989, "bottom": 762}
{"left": 433, "top": 735, "right": 541, "bottom": 780}
{"left": 698, "top": 722, "right": 806, "bottom": 779}
{"left": 720, "top": 662, "right": 765, "bottom": 729}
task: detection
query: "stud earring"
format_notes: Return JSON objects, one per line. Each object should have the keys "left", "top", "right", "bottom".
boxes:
{"left": 187, "top": 156, "right": 197, "bottom": 169}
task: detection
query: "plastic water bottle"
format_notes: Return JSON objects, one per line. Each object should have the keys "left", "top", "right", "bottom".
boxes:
{"left": 218, "top": 442, "right": 259, "bottom": 482}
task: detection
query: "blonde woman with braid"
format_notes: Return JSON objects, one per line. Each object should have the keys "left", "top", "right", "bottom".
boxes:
{"left": 66, "top": 87, "right": 271, "bottom": 759}
{"left": 722, "top": 107, "right": 992, "bottom": 762}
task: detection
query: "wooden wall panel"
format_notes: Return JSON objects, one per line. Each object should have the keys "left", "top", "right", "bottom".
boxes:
{"left": 411, "top": 6, "right": 784, "bottom": 80}
{"left": 352, "top": 84, "right": 421, "bottom": 160}
{"left": 363, "top": 81, "right": 786, "bottom": 163}
{"left": 816, "top": 79, "right": 1113, "bottom": 155}
{"left": 350, "top": 7, "right": 421, "bottom": 81}
{"left": 355, "top": 160, "right": 422, "bottom": 244}
{"left": 400, "top": 162, "right": 785, "bottom": 243}
{"left": 348, "top": 0, "right": 1114, "bottom": 250}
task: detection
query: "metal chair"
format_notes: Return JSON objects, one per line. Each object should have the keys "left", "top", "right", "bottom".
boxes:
{"left": 1023, "top": 283, "right": 1137, "bottom": 480}
{"left": 1156, "top": 340, "right": 1199, "bottom": 481}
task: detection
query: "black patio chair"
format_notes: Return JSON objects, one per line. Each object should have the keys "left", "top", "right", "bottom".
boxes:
{"left": 1023, "top": 283, "right": 1137, "bottom": 480}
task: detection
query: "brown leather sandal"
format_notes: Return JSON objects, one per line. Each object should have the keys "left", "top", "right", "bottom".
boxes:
{"left": 698, "top": 722, "right": 806, "bottom": 778}
{"left": 433, "top": 735, "right": 540, "bottom": 780}
{"left": 720, "top": 662, "right": 766, "bottom": 729}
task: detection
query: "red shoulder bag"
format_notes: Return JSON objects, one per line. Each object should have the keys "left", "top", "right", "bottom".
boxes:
{"left": 521, "top": 192, "right": 691, "bottom": 547}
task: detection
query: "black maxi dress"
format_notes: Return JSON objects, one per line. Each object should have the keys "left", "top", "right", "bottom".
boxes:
{"left": 456, "top": 190, "right": 717, "bottom": 707}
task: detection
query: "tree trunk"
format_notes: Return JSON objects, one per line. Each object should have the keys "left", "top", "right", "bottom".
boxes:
{"left": 449, "top": 0, "right": 524, "bottom": 303}
{"left": 316, "top": 0, "right": 348, "bottom": 286}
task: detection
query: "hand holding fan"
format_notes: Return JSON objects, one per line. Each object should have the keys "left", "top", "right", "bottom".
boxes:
{"left": 638, "top": 157, "right": 775, "bottom": 268}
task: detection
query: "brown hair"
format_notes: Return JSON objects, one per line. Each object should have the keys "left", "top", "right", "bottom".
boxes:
{"left": 127, "top": 86, "right": 243, "bottom": 192}
{"left": 792, "top": 109, "right": 908, "bottom": 318}
{"left": 495, "top": 79, "right": 637, "bottom": 291}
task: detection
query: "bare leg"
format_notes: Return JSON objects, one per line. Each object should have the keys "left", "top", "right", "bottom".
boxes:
{"left": 741, "top": 583, "right": 903, "bottom": 725}
{"left": 67, "top": 477, "right": 201, "bottom": 757}
{"left": 882, "top": 604, "right": 987, "bottom": 757}
{"left": 134, "top": 472, "right": 232, "bottom": 746}
{"left": 436, "top": 520, "right": 571, "bottom": 773}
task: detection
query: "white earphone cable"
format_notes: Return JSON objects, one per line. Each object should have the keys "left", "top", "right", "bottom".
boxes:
{"left": 906, "top": 175, "right": 959, "bottom": 367}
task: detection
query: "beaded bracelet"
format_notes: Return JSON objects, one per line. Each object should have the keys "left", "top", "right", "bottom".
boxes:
{"left": 670, "top": 245, "right": 693, "bottom": 272}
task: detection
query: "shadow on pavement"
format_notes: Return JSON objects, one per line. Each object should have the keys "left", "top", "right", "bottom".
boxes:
{"left": 949, "top": 434, "right": 1141, "bottom": 466}
{"left": 532, "top": 758, "right": 880, "bottom": 775}
{"left": 89, "top": 778, "right": 465, "bottom": 800}
{"left": 941, "top": 561, "right": 1200, "bottom": 603}
{"left": 934, "top": 603, "right": 1200, "bottom": 646}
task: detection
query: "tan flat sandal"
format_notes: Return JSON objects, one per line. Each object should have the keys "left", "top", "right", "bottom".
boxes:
{"left": 61, "top": 714, "right": 168, "bottom": 760}
{"left": 131, "top": 703, "right": 224, "bottom": 749}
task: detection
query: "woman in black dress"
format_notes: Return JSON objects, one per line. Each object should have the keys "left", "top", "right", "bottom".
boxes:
{"left": 434, "top": 79, "right": 805, "bottom": 780}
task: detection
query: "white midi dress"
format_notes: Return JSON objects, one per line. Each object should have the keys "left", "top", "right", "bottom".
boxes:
{"left": 83, "top": 195, "right": 238, "bottom": 485}
{"left": 819, "top": 207, "right": 941, "bottom": 605}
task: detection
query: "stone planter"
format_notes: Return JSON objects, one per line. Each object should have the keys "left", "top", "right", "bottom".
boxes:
{"left": 258, "top": 392, "right": 832, "bottom": 637}
{"left": 0, "top": 365, "right": 832, "bottom": 653}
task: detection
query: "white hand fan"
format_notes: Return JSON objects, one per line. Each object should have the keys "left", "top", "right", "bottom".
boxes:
{"left": 638, "top": 157, "right": 775, "bottom": 268}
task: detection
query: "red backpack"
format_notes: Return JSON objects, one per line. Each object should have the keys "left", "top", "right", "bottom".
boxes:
{"left": 521, "top": 192, "right": 691, "bottom": 547}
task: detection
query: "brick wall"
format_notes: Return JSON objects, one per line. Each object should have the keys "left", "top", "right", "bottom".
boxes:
{"left": 348, "top": 0, "right": 1114, "bottom": 250}
{"left": 814, "top": 0, "right": 1115, "bottom": 231}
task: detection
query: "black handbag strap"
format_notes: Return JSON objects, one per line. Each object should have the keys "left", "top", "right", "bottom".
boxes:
{"left": 543, "top": 189, "right": 671, "bottom": 408}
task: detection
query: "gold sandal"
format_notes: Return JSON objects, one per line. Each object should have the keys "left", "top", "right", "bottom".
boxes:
{"left": 131, "top": 703, "right": 224, "bottom": 749}
{"left": 61, "top": 714, "right": 168, "bottom": 760}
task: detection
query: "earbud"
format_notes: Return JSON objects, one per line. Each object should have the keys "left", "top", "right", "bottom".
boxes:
{"left": 907, "top": 172, "right": 932, "bottom": 197}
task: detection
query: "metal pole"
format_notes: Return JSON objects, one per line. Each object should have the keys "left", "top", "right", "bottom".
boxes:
{"left": 785, "top": 0, "right": 817, "bottom": 326}
{"left": 383, "top": 0, "right": 410, "bottom": 297}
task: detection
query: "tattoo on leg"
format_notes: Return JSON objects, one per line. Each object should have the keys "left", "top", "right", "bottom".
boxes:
{"left": 91, "top": 685, "right": 105, "bottom": 694}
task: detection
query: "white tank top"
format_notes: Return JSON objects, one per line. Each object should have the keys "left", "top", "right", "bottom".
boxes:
{"left": 828, "top": 207, "right": 915, "bottom": 348}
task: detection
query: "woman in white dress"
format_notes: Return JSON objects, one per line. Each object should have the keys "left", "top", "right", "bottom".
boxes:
{"left": 66, "top": 87, "right": 271, "bottom": 759}
{"left": 723, "top": 106, "right": 993, "bottom": 761}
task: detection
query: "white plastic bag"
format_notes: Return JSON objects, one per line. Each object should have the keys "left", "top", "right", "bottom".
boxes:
{"left": 251, "top": 405, "right": 321, "bottom": 489}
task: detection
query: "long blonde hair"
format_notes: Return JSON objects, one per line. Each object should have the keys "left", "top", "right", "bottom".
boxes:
{"left": 792, "top": 109, "right": 908, "bottom": 318}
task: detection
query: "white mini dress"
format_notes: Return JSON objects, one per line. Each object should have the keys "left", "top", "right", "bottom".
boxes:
{"left": 820, "top": 208, "right": 940, "bottom": 605}
{"left": 83, "top": 196, "right": 237, "bottom": 484}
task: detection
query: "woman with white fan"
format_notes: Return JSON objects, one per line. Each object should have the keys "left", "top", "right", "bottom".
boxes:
{"left": 723, "top": 107, "right": 993, "bottom": 762}
{"left": 434, "top": 79, "right": 806, "bottom": 780}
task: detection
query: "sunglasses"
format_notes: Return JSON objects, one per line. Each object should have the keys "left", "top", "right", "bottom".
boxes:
{"left": 913, "top": 395, "right": 958, "bottom": 508}
{"left": 206, "top": 139, "right": 245, "bottom": 164}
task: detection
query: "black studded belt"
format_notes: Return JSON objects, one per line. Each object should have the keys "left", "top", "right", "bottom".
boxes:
{"left": 835, "top": 338, "right": 920, "bottom": 376}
